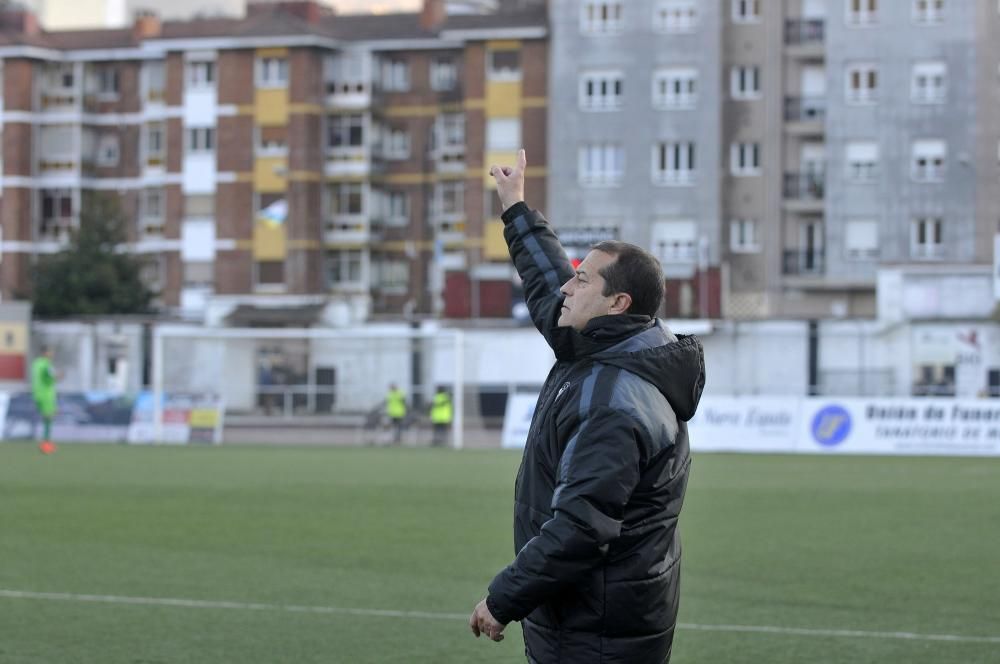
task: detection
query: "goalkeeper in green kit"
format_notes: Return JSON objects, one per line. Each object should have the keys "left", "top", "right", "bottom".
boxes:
{"left": 31, "top": 347, "right": 58, "bottom": 453}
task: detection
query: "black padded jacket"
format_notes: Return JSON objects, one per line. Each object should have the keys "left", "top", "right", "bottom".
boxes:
{"left": 486, "top": 204, "right": 705, "bottom": 664}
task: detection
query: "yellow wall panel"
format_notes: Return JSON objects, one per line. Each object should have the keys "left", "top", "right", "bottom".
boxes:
{"left": 485, "top": 81, "right": 522, "bottom": 117}
{"left": 483, "top": 220, "right": 508, "bottom": 261}
{"left": 253, "top": 222, "right": 287, "bottom": 261}
{"left": 486, "top": 40, "right": 521, "bottom": 50}
{"left": 254, "top": 157, "right": 287, "bottom": 192}
{"left": 0, "top": 323, "right": 27, "bottom": 353}
{"left": 255, "top": 88, "right": 289, "bottom": 126}
{"left": 256, "top": 47, "right": 288, "bottom": 57}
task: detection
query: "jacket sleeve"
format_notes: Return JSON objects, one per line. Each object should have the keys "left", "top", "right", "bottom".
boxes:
{"left": 485, "top": 406, "right": 642, "bottom": 624}
{"left": 502, "top": 203, "right": 576, "bottom": 350}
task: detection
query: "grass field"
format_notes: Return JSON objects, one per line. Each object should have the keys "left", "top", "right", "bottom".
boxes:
{"left": 2, "top": 444, "right": 999, "bottom": 664}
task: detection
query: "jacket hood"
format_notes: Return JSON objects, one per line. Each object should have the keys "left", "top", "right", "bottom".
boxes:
{"left": 586, "top": 317, "right": 705, "bottom": 422}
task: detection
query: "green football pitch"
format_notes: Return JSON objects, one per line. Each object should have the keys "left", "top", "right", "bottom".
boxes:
{"left": 2, "top": 444, "right": 999, "bottom": 664}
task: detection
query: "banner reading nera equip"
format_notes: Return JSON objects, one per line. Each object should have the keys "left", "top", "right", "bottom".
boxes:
{"left": 503, "top": 394, "right": 1000, "bottom": 456}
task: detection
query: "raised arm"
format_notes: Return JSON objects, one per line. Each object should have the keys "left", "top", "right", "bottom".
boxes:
{"left": 491, "top": 150, "right": 575, "bottom": 348}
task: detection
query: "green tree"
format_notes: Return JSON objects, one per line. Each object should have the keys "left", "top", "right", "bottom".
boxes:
{"left": 31, "top": 192, "right": 157, "bottom": 317}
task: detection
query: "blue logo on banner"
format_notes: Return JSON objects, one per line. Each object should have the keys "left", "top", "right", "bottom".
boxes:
{"left": 811, "top": 405, "right": 852, "bottom": 447}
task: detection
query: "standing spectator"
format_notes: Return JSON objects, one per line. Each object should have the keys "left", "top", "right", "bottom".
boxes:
{"left": 385, "top": 383, "right": 407, "bottom": 445}
{"left": 31, "top": 347, "right": 58, "bottom": 454}
{"left": 429, "top": 387, "right": 453, "bottom": 447}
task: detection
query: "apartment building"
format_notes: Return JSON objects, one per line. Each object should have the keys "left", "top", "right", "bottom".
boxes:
{"left": 0, "top": 0, "right": 548, "bottom": 323}
{"left": 548, "top": 0, "right": 1000, "bottom": 320}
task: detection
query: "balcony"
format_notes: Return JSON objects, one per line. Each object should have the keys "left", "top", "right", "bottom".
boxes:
{"left": 325, "top": 146, "right": 373, "bottom": 178}
{"left": 324, "top": 216, "right": 379, "bottom": 245}
{"left": 784, "top": 97, "right": 825, "bottom": 135}
{"left": 783, "top": 172, "right": 825, "bottom": 213}
{"left": 785, "top": 19, "right": 824, "bottom": 58}
{"left": 37, "top": 218, "right": 76, "bottom": 243}
{"left": 325, "top": 81, "right": 374, "bottom": 110}
{"left": 783, "top": 249, "right": 825, "bottom": 276}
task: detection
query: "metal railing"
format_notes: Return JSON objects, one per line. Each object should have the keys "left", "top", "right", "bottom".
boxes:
{"left": 785, "top": 19, "right": 824, "bottom": 45}
{"left": 784, "top": 96, "right": 826, "bottom": 122}
{"left": 783, "top": 172, "right": 825, "bottom": 200}
{"left": 783, "top": 249, "right": 825, "bottom": 276}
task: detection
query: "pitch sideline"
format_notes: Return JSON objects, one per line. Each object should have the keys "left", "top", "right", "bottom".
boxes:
{"left": 2, "top": 589, "right": 999, "bottom": 645}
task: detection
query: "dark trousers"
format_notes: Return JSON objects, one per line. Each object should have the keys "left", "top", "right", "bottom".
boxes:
{"left": 432, "top": 422, "right": 449, "bottom": 446}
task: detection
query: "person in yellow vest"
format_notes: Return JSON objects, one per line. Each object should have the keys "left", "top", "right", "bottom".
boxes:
{"left": 429, "top": 387, "right": 453, "bottom": 447}
{"left": 385, "top": 383, "right": 407, "bottom": 445}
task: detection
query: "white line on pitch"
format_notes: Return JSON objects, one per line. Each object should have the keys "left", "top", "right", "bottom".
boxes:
{"left": 2, "top": 589, "right": 999, "bottom": 645}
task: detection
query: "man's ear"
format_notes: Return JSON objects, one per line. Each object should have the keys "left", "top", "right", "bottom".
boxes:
{"left": 609, "top": 292, "right": 632, "bottom": 315}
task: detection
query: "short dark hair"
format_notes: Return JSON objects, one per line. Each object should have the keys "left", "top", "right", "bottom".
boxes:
{"left": 591, "top": 241, "right": 664, "bottom": 317}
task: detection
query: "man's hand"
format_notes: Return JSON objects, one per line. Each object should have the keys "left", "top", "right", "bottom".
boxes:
{"left": 469, "top": 598, "right": 506, "bottom": 642}
{"left": 489, "top": 148, "right": 526, "bottom": 214}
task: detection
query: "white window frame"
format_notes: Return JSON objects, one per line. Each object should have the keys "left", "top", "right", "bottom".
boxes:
{"left": 436, "top": 113, "right": 465, "bottom": 151}
{"left": 380, "top": 59, "right": 410, "bottom": 92}
{"left": 845, "top": 141, "right": 879, "bottom": 182}
{"left": 845, "top": 63, "right": 878, "bottom": 104}
{"left": 846, "top": 0, "right": 878, "bottom": 26}
{"left": 653, "top": 0, "right": 698, "bottom": 33}
{"left": 730, "top": 219, "right": 760, "bottom": 253}
{"left": 384, "top": 128, "right": 410, "bottom": 160}
{"left": 187, "top": 61, "right": 215, "bottom": 90}
{"left": 256, "top": 57, "right": 288, "bottom": 88}
{"left": 730, "top": 142, "right": 761, "bottom": 176}
{"left": 578, "top": 143, "right": 625, "bottom": 186}
{"left": 96, "top": 134, "right": 119, "bottom": 167}
{"left": 731, "top": 0, "right": 762, "bottom": 23}
{"left": 844, "top": 219, "right": 879, "bottom": 260}
{"left": 387, "top": 191, "right": 408, "bottom": 227}
{"left": 326, "top": 249, "right": 365, "bottom": 286}
{"left": 328, "top": 114, "right": 365, "bottom": 149}
{"left": 912, "top": 0, "right": 944, "bottom": 24}
{"left": 911, "top": 61, "right": 947, "bottom": 104}
{"left": 329, "top": 182, "right": 365, "bottom": 216}
{"left": 730, "top": 66, "right": 761, "bottom": 100}
{"left": 96, "top": 65, "right": 119, "bottom": 98}
{"left": 652, "top": 67, "right": 697, "bottom": 109}
{"left": 580, "top": 1, "right": 624, "bottom": 35}
{"left": 652, "top": 220, "right": 698, "bottom": 263}
{"left": 579, "top": 70, "right": 624, "bottom": 111}
{"left": 652, "top": 141, "right": 696, "bottom": 185}
{"left": 910, "top": 217, "right": 943, "bottom": 259}
{"left": 435, "top": 181, "right": 465, "bottom": 219}
{"left": 430, "top": 58, "right": 458, "bottom": 91}
{"left": 146, "top": 123, "right": 165, "bottom": 160}
{"left": 911, "top": 139, "right": 946, "bottom": 182}
{"left": 187, "top": 127, "right": 215, "bottom": 153}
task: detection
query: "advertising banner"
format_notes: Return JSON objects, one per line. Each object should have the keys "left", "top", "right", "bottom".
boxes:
{"left": 687, "top": 397, "right": 800, "bottom": 452}
{"left": 0, "top": 391, "right": 224, "bottom": 444}
{"left": 501, "top": 393, "right": 538, "bottom": 449}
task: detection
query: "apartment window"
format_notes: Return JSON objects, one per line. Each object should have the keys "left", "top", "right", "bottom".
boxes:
{"left": 256, "top": 57, "right": 288, "bottom": 88}
{"left": 437, "top": 113, "right": 465, "bottom": 150}
{"left": 580, "top": 71, "right": 623, "bottom": 110}
{"left": 845, "top": 141, "right": 879, "bottom": 181}
{"left": 40, "top": 189, "right": 74, "bottom": 239}
{"left": 328, "top": 114, "right": 364, "bottom": 149}
{"left": 325, "top": 52, "right": 366, "bottom": 95}
{"left": 652, "top": 67, "right": 697, "bottom": 109}
{"left": 145, "top": 62, "right": 165, "bottom": 100}
{"left": 387, "top": 191, "right": 408, "bottom": 226}
{"left": 384, "top": 128, "right": 410, "bottom": 159}
{"left": 911, "top": 217, "right": 943, "bottom": 259}
{"left": 47, "top": 63, "right": 74, "bottom": 90}
{"left": 325, "top": 250, "right": 363, "bottom": 285}
{"left": 730, "top": 219, "right": 760, "bottom": 253}
{"left": 652, "top": 141, "right": 696, "bottom": 185}
{"left": 436, "top": 181, "right": 464, "bottom": 217}
{"left": 730, "top": 142, "right": 760, "bottom": 176}
{"left": 846, "top": 63, "right": 878, "bottom": 103}
{"left": 381, "top": 59, "right": 409, "bottom": 91}
{"left": 373, "top": 258, "right": 409, "bottom": 290}
{"left": 847, "top": 0, "right": 878, "bottom": 25}
{"left": 430, "top": 58, "right": 458, "bottom": 91}
{"left": 732, "top": 0, "right": 761, "bottom": 23}
{"left": 911, "top": 139, "right": 946, "bottom": 182}
{"left": 844, "top": 220, "right": 879, "bottom": 260}
{"left": 185, "top": 194, "right": 215, "bottom": 218}
{"left": 913, "top": 0, "right": 944, "bottom": 24}
{"left": 330, "top": 183, "right": 364, "bottom": 216}
{"left": 580, "top": 1, "right": 624, "bottom": 34}
{"left": 96, "top": 134, "right": 119, "bottom": 167}
{"left": 487, "top": 118, "right": 520, "bottom": 151}
{"left": 187, "top": 127, "right": 215, "bottom": 152}
{"left": 652, "top": 220, "right": 697, "bottom": 263}
{"left": 730, "top": 66, "right": 761, "bottom": 100}
{"left": 654, "top": 0, "right": 698, "bottom": 33}
{"left": 183, "top": 261, "right": 214, "bottom": 289}
{"left": 95, "top": 65, "right": 119, "bottom": 97}
{"left": 146, "top": 123, "right": 165, "bottom": 161}
{"left": 255, "top": 261, "right": 285, "bottom": 287}
{"left": 140, "top": 189, "right": 164, "bottom": 236}
{"left": 488, "top": 49, "right": 521, "bottom": 81}
{"left": 187, "top": 61, "right": 215, "bottom": 89}
{"left": 578, "top": 143, "right": 624, "bottom": 185}
{"left": 911, "top": 61, "right": 946, "bottom": 103}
